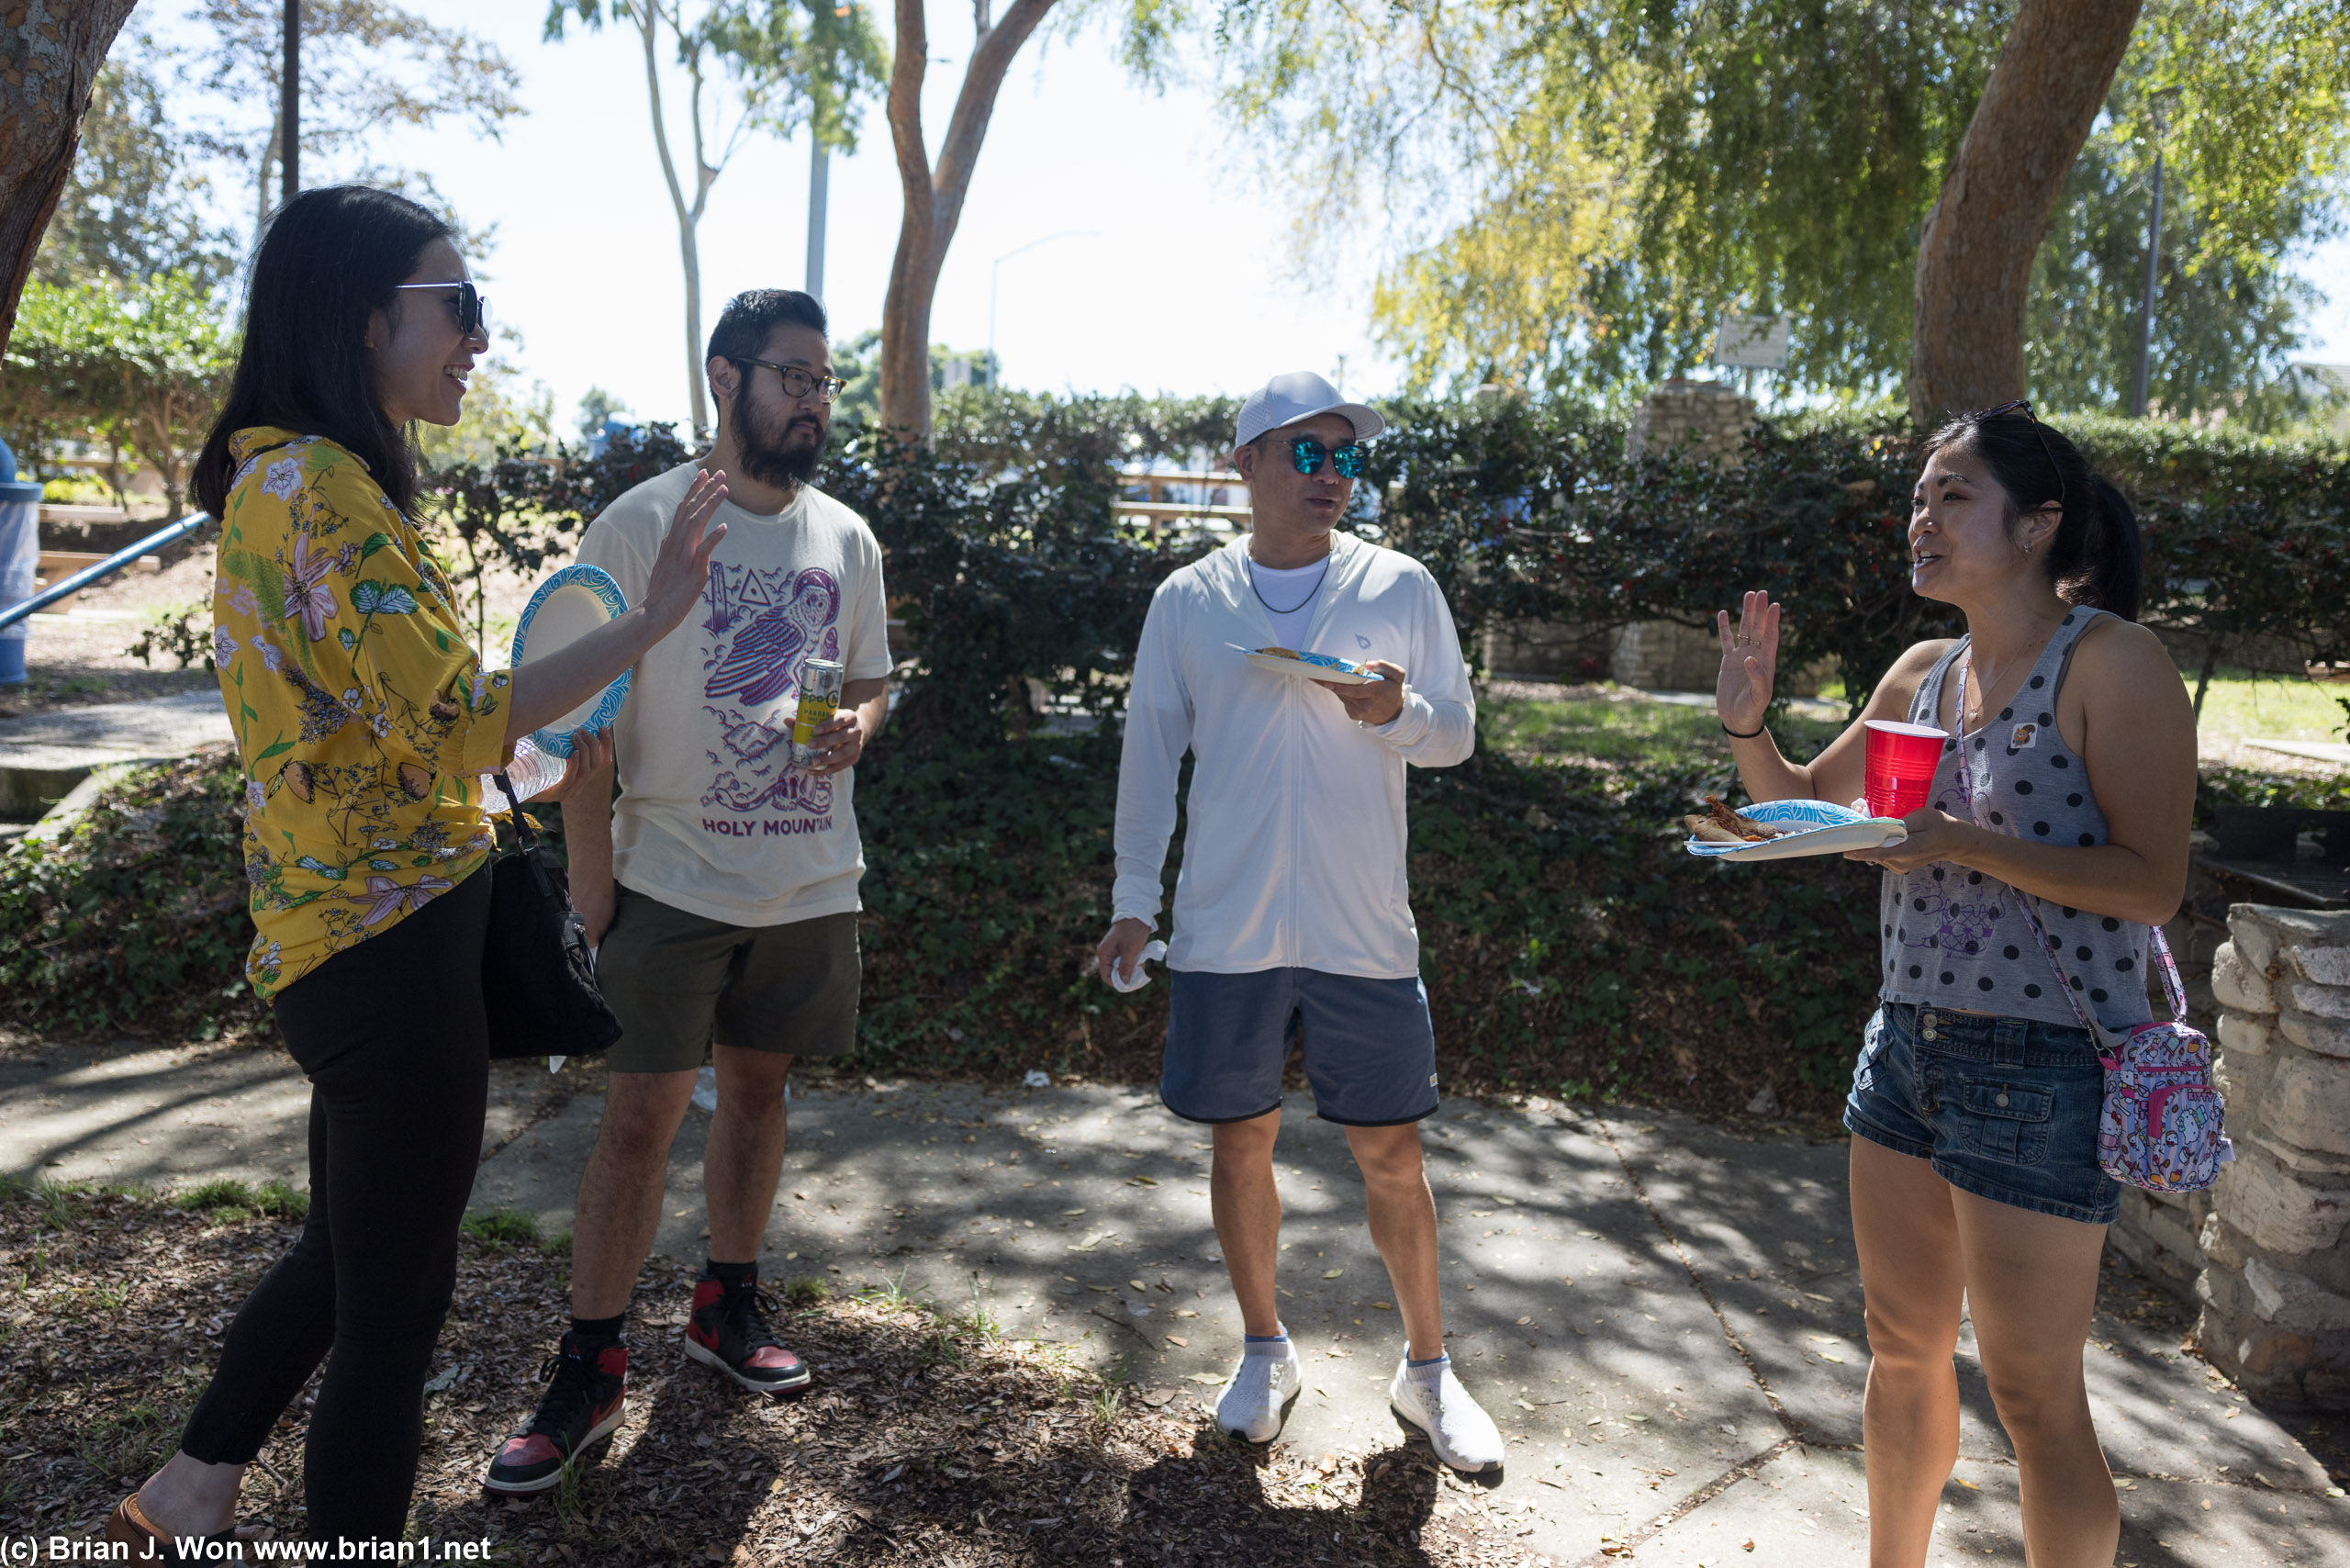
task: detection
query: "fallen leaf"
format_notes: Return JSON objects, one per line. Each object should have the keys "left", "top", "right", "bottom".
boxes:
{"left": 1804, "top": 1292, "right": 1832, "bottom": 1302}
{"left": 1130, "top": 1280, "right": 1148, "bottom": 1291}
{"left": 1819, "top": 1352, "right": 1845, "bottom": 1363}
{"left": 1062, "top": 1208, "right": 1088, "bottom": 1216}
{"left": 1185, "top": 1372, "right": 1225, "bottom": 1385}
{"left": 1164, "top": 1335, "right": 1189, "bottom": 1347}
{"left": 1952, "top": 1477, "right": 1980, "bottom": 1491}
{"left": 1516, "top": 1316, "right": 1534, "bottom": 1326}
{"left": 1743, "top": 1541, "right": 1755, "bottom": 1553}
{"left": 1173, "top": 1308, "right": 1198, "bottom": 1317}
{"left": 1130, "top": 1176, "right": 1158, "bottom": 1186}
{"left": 1322, "top": 1269, "right": 1344, "bottom": 1279}
{"left": 1626, "top": 1414, "right": 1649, "bottom": 1422}
{"left": 1371, "top": 1300, "right": 1393, "bottom": 1311}
{"left": 1515, "top": 1399, "right": 1536, "bottom": 1411}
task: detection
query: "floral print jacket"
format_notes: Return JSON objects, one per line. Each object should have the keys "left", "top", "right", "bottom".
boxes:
{"left": 211, "top": 427, "right": 510, "bottom": 1000}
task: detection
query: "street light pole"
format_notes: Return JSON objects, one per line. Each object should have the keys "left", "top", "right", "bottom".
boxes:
{"left": 988, "top": 230, "right": 1099, "bottom": 383}
{"left": 2130, "top": 92, "right": 2177, "bottom": 420}
{"left": 281, "top": 0, "right": 299, "bottom": 204}
{"left": 806, "top": 138, "right": 828, "bottom": 302}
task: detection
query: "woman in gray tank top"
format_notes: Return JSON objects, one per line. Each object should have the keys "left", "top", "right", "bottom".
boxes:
{"left": 1711, "top": 404, "right": 2195, "bottom": 1568}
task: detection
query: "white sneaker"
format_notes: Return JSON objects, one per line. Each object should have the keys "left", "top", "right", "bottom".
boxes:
{"left": 1388, "top": 1357, "right": 1505, "bottom": 1473}
{"left": 1214, "top": 1341, "right": 1303, "bottom": 1443}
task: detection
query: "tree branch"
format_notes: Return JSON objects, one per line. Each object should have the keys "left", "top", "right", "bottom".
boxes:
{"left": 928, "top": 0, "right": 1058, "bottom": 266}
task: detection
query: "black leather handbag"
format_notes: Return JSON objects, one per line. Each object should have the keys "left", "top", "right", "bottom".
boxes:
{"left": 480, "top": 776, "right": 622, "bottom": 1061}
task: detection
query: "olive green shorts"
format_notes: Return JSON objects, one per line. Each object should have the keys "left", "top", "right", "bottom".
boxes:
{"left": 594, "top": 886, "right": 860, "bottom": 1074}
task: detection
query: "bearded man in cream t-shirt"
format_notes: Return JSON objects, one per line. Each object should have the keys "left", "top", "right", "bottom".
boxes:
{"left": 484, "top": 289, "right": 890, "bottom": 1495}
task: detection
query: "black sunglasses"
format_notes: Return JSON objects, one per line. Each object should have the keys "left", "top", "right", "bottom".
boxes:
{"left": 1286, "top": 436, "right": 1367, "bottom": 478}
{"left": 393, "top": 281, "right": 487, "bottom": 337}
{"left": 733, "top": 358, "right": 847, "bottom": 404}
{"left": 1972, "top": 398, "right": 2066, "bottom": 507}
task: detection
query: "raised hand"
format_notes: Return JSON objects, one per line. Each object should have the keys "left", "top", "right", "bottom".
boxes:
{"left": 643, "top": 468, "right": 731, "bottom": 632}
{"left": 1715, "top": 589, "right": 1781, "bottom": 735}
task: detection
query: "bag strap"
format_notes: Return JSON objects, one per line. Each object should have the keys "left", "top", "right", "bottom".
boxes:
{"left": 488, "top": 772, "right": 543, "bottom": 855}
{"left": 1949, "top": 655, "right": 2184, "bottom": 1052}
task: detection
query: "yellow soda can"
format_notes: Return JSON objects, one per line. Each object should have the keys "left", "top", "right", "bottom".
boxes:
{"left": 789, "top": 657, "right": 846, "bottom": 765}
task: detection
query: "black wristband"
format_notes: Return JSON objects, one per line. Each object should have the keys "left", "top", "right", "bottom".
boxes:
{"left": 1720, "top": 720, "right": 1766, "bottom": 740}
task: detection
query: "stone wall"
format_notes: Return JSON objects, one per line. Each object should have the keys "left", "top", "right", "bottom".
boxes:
{"left": 1623, "top": 377, "right": 1757, "bottom": 465}
{"left": 2197, "top": 905, "right": 2350, "bottom": 1409}
{"left": 1605, "top": 380, "right": 1757, "bottom": 690}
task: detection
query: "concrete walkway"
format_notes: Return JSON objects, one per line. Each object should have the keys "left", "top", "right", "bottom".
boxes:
{"left": 0, "top": 689, "right": 230, "bottom": 816}
{"left": 4, "top": 1047, "right": 2344, "bottom": 1564}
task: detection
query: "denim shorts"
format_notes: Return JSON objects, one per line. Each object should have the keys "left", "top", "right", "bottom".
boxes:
{"left": 1844, "top": 1001, "right": 2118, "bottom": 1225}
{"left": 1161, "top": 968, "right": 1439, "bottom": 1126}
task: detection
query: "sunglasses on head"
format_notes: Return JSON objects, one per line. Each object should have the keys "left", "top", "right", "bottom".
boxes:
{"left": 1285, "top": 436, "right": 1367, "bottom": 478}
{"left": 393, "top": 280, "right": 487, "bottom": 338}
{"left": 733, "top": 357, "right": 848, "bottom": 404}
{"left": 1971, "top": 398, "right": 2066, "bottom": 507}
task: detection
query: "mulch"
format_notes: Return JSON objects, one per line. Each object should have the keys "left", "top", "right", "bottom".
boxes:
{"left": 2, "top": 1183, "right": 1550, "bottom": 1566}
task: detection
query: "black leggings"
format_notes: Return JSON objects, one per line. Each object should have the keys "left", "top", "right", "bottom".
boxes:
{"left": 179, "top": 868, "right": 492, "bottom": 1544}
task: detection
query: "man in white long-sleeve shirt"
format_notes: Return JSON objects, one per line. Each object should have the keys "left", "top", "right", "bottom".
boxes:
{"left": 1093, "top": 371, "right": 1503, "bottom": 1473}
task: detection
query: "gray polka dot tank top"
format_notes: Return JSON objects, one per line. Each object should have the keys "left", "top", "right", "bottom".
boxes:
{"left": 1877, "top": 607, "right": 2154, "bottom": 1033}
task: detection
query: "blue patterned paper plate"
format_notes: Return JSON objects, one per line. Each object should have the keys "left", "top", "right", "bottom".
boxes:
{"left": 1684, "top": 799, "right": 1907, "bottom": 862}
{"left": 511, "top": 564, "right": 630, "bottom": 758}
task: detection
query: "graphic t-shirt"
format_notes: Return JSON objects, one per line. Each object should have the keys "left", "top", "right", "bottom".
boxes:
{"left": 576, "top": 462, "right": 891, "bottom": 927}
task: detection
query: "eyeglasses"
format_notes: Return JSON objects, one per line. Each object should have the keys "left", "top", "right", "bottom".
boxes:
{"left": 1972, "top": 398, "right": 2066, "bottom": 507}
{"left": 733, "top": 358, "right": 847, "bottom": 404}
{"left": 393, "top": 281, "right": 487, "bottom": 337}
{"left": 1286, "top": 437, "right": 1368, "bottom": 478}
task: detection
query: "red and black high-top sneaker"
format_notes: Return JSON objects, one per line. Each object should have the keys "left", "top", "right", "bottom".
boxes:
{"left": 683, "top": 1276, "right": 812, "bottom": 1393}
{"left": 482, "top": 1332, "right": 628, "bottom": 1495}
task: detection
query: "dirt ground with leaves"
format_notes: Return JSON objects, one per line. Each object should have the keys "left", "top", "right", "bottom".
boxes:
{"left": 3, "top": 1182, "right": 1556, "bottom": 1565}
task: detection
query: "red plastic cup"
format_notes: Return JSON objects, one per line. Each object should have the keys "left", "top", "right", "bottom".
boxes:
{"left": 1863, "top": 720, "right": 1948, "bottom": 818}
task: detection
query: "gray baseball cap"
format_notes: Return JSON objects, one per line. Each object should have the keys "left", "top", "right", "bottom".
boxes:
{"left": 1234, "top": 370, "right": 1386, "bottom": 449}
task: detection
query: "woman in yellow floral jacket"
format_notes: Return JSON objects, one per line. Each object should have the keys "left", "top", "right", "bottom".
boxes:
{"left": 106, "top": 186, "right": 730, "bottom": 1553}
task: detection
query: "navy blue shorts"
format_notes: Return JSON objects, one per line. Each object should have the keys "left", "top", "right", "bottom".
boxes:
{"left": 1844, "top": 1002, "right": 2118, "bottom": 1225}
{"left": 1160, "top": 968, "right": 1439, "bottom": 1126}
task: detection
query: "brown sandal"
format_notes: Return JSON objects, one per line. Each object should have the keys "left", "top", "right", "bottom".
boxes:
{"left": 104, "top": 1491, "right": 233, "bottom": 1562}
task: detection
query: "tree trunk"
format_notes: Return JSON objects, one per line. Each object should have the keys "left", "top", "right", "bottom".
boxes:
{"left": 0, "top": 1, "right": 140, "bottom": 354}
{"left": 878, "top": 0, "right": 1058, "bottom": 440}
{"left": 1907, "top": 0, "right": 2141, "bottom": 426}
{"left": 637, "top": 4, "right": 712, "bottom": 442}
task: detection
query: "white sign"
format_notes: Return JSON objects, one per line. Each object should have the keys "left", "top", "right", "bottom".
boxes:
{"left": 1714, "top": 313, "right": 1791, "bottom": 370}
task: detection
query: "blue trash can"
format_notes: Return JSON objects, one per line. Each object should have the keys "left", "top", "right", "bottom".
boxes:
{"left": 0, "top": 436, "right": 47, "bottom": 687}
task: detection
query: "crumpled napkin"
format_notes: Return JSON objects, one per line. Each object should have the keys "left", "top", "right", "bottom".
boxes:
{"left": 1109, "top": 939, "right": 1169, "bottom": 992}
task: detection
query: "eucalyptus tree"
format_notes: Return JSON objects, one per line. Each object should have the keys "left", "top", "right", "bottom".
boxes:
{"left": 548, "top": 0, "right": 889, "bottom": 442}
{"left": 188, "top": 0, "right": 524, "bottom": 245}
{"left": 35, "top": 44, "right": 234, "bottom": 293}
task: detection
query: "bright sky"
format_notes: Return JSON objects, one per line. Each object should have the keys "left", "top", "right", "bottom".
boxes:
{"left": 190, "top": 1, "right": 1406, "bottom": 434}
{"left": 144, "top": 2, "right": 2346, "bottom": 427}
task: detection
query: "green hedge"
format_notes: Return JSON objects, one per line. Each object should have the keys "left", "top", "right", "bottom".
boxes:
{"left": 1354, "top": 398, "right": 2349, "bottom": 715}
{"left": 12, "top": 390, "right": 2343, "bottom": 1121}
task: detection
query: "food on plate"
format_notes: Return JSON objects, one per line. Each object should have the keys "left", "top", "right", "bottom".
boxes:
{"left": 1255, "top": 646, "right": 1372, "bottom": 677}
{"left": 1683, "top": 796, "right": 1792, "bottom": 844}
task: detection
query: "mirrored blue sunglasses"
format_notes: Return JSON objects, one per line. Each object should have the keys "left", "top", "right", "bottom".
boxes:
{"left": 1287, "top": 437, "right": 1367, "bottom": 478}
